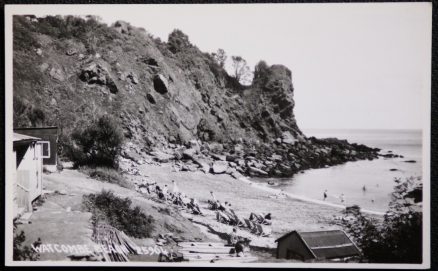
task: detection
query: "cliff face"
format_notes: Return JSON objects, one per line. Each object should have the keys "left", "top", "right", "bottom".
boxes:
{"left": 13, "top": 15, "right": 379, "bottom": 177}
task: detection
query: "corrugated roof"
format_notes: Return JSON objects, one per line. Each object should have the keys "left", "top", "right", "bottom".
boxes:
{"left": 13, "top": 132, "right": 40, "bottom": 142}
{"left": 299, "top": 230, "right": 360, "bottom": 259}
{"left": 310, "top": 244, "right": 360, "bottom": 259}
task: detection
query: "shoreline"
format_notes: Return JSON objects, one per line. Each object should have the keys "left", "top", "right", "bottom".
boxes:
{"left": 235, "top": 176, "right": 385, "bottom": 216}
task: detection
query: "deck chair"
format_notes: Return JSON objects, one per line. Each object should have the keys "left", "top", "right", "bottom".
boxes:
{"left": 208, "top": 200, "right": 219, "bottom": 210}
{"left": 254, "top": 224, "right": 271, "bottom": 237}
{"left": 260, "top": 215, "right": 272, "bottom": 226}
{"left": 244, "top": 218, "right": 256, "bottom": 231}
{"left": 249, "top": 213, "right": 263, "bottom": 223}
{"left": 190, "top": 204, "right": 203, "bottom": 215}
{"left": 229, "top": 210, "right": 245, "bottom": 227}
{"left": 216, "top": 211, "right": 231, "bottom": 224}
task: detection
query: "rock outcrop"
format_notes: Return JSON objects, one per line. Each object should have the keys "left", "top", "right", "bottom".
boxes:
{"left": 12, "top": 15, "right": 380, "bottom": 178}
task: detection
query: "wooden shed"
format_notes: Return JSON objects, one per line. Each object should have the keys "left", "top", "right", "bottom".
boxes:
{"left": 14, "top": 126, "right": 58, "bottom": 171}
{"left": 13, "top": 133, "right": 45, "bottom": 217}
{"left": 275, "top": 230, "right": 361, "bottom": 261}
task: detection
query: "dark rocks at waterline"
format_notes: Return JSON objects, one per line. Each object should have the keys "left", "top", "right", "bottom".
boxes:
{"left": 380, "top": 153, "right": 404, "bottom": 158}
{"left": 404, "top": 160, "right": 417, "bottom": 163}
{"left": 137, "top": 131, "right": 382, "bottom": 179}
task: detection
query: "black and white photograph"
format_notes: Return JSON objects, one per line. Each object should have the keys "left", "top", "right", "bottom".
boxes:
{"left": 4, "top": 3, "right": 432, "bottom": 268}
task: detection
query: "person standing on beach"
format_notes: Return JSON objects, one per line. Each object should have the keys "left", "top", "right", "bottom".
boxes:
{"left": 229, "top": 228, "right": 238, "bottom": 246}
{"left": 340, "top": 193, "right": 345, "bottom": 204}
{"left": 210, "top": 191, "right": 216, "bottom": 201}
{"left": 362, "top": 185, "right": 366, "bottom": 192}
{"left": 163, "top": 184, "right": 169, "bottom": 201}
{"left": 172, "top": 180, "right": 179, "bottom": 194}
{"left": 323, "top": 190, "right": 328, "bottom": 201}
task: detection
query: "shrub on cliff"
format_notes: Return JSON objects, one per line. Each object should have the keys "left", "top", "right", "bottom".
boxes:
{"left": 231, "top": 56, "right": 253, "bottom": 86}
{"left": 253, "top": 60, "right": 270, "bottom": 84}
{"left": 69, "top": 115, "right": 123, "bottom": 168}
{"left": 342, "top": 177, "right": 423, "bottom": 263}
{"left": 212, "top": 48, "right": 227, "bottom": 68}
{"left": 168, "top": 29, "right": 192, "bottom": 54}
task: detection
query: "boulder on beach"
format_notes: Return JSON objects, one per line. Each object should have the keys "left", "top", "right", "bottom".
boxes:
{"left": 212, "top": 161, "right": 228, "bottom": 174}
{"left": 150, "top": 151, "right": 174, "bottom": 163}
{"left": 212, "top": 154, "right": 226, "bottom": 161}
{"left": 248, "top": 166, "right": 268, "bottom": 176}
{"left": 122, "top": 149, "right": 143, "bottom": 164}
{"left": 182, "top": 148, "right": 197, "bottom": 159}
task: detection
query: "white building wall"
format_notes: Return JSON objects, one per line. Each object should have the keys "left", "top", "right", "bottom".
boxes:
{"left": 15, "top": 142, "right": 43, "bottom": 211}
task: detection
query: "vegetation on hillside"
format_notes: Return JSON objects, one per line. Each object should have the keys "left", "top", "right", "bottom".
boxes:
{"left": 82, "top": 190, "right": 155, "bottom": 238}
{"left": 14, "top": 15, "right": 118, "bottom": 53}
{"left": 13, "top": 15, "right": 123, "bottom": 130}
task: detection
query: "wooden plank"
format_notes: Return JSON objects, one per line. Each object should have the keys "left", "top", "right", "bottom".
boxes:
{"left": 179, "top": 247, "right": 232, "bottom": 254}
{"left": 182, "top": 253, "right": 255, "bottom": 259}
{"left": 184, "top": 255, "right": 258, "bottom": 263}
{"left": 178, "top": 242, "right": 225, "bottom": 247}
{"left": 214, "top": 256, "right": 258, "bottom": 263}
{"left": 182, "top": 254, "right": 221, "bottom": 260}
{"left": 178, "top": 242, "right": 224, "bottom": 246}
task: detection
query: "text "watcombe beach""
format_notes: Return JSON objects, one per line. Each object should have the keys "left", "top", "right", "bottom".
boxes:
{"left": 31, "top": 243, "right": 167, "bottom": 256}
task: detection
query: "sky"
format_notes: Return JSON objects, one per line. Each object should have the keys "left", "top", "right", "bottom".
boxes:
{"left": 12, "top": 3, "right": 432, "bottom": 130}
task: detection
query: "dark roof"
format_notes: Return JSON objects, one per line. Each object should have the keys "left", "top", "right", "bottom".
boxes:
{"left": 13, "top": 132, "right": 40, "bottom": 143}
{"left": 276, "top": 230, "right": 361, "bottom": 259}
{"left": 14, "top": 126, "right": 57, "bottom": 130}
{"left": 275, "top": 230, "right": 297, "bottom": 242}
{"left": 300, "top": 230, "right": 361, "bottom": 259}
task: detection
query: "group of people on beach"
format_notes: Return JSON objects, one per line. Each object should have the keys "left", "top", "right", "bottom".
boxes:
{"left": 136, "top": 179, "right": 203, "bottom": 215}
{"left": 323, "top": 189, "right": 346, "bottom": 204}
{"left": 323, "top": 184, "right": 377, "bottom": 204}
{"left": 137, "top": 179, "right": 272, "bottom": 237}
{"left": 208, "top": 192, "right": 272, "bottom": 237}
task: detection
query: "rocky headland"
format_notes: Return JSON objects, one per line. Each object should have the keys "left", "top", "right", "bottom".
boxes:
{"left": 13, "top": 15, "right": 380, "bottom": 179}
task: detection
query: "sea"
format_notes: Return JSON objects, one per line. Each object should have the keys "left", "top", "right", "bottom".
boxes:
{"left": 251, "top": 129, "right": 423, "bottom": 213}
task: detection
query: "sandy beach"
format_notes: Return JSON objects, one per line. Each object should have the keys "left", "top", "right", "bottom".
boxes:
{"left": 131, "top": 162, "right": 372, "bottom": 246}
{"left": 16, "top": 156, "right": 385, "bottom": 262}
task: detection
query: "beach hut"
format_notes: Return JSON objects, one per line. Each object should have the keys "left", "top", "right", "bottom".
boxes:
{"left": 275, "top": 230, "right": 361, "bottom": 261}
{"left": 14, "top": 126, "right": 58, "bottom": 172}
{"left": 13, "top": 133, "right": 47, "bottom": 217}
